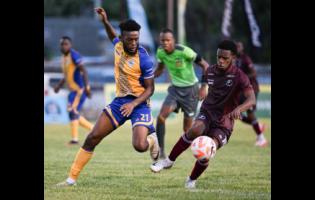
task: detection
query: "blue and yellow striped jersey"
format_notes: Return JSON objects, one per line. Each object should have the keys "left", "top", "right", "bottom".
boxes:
{"left": 112, "top": 37, "right": 154, "bottom": 97}
{"left": 61, "top": 49, "right": 85, "bottom": 92}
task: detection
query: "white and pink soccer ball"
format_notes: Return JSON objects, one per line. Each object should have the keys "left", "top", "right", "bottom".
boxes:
{"left": 191, "top": 136, "right": 217, "bottom": 161}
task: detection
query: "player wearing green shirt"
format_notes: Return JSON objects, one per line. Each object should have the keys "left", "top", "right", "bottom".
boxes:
{"left": 154, "top": 28, "right": 209, "bottom": 159}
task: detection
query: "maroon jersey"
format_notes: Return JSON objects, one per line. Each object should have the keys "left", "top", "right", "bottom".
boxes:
{"left": 200, "top": 64, "right": 253, "bottom": 130}
{"left": 236, "top": 54, "right": 259, "bottom": 93}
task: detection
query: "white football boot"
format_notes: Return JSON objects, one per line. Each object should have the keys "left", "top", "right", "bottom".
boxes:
{"left": 150, "top": 157, "right": 174, "bottom": 173}
{"left": 185, "top": 176, "right": 196, "bottom": 189}
{"left": 255, "top": 133, "right": 268, "bottom": 147}
{"left": 56, "top": 178, "right": 76, "bottom": 187}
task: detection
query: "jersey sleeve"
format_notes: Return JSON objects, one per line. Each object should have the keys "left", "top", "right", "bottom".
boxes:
{"left": 156, "top": 48, "right": 163, "bottom": 63}
{"left": 112, "top": 37, "right": 120, "bottom": 46}
{"left": 183, "top": 46, "right": 197, "bottom": 62}
{"left": 140, "top": 49, "right": 154, "bottom": 79}
{"left": 70, "top": 50, "right": 83, "bottom": 66}
{"left": 239, "top": 70, "right": 253, "bottom": 92}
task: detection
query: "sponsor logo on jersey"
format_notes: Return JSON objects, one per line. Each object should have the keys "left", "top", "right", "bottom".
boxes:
{"left": 226, "top": 79, "right": 233, "bottom": 87}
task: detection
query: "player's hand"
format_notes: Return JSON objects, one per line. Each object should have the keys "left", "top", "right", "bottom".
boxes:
{"left": 85, "top": 86, "right": 92, "bottom": 98}
{"left": 227, "top": 108, "right": 241, "bottom": 120}
{"left": 95, "top": 7, "right": 108, "bottom": 22}
{"left": 67, "top": 105, "right": 79, "bottom": 114}
{"left": 198, "top": 85, "right": 207, "bottom": 100}
{"left": 120, "top": 102, "right": 135, "bottom": 117}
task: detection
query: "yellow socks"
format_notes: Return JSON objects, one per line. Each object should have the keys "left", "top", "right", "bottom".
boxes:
{"left": 68, "top": 148, "right": 93, "bottom": 181}
{"left": 70, "top": 120, "right": 79, "bottom": 141}
{"left": 79, "top": 116, "right": 94, "bottom": 131}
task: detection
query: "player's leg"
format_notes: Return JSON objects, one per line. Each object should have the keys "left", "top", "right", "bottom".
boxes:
{"left": 246, "top": 110, "right": 268, "bottom": 147}
{"left": 79, "top": 116, "right": 94, "bottom": 131}
{"left": 151, "top": 119, "right": 206, "bottom": 172}
{"left": 76, "top": 93, "right": 94, "bottom": 131}
{"left": 67, "top": 91, "right": 81, "bottom": 144}
{"left": 131, "top": 105, "right": 159, "bottom": 161}
{"left": 183, "top": 116, "right": 193, "bottom": 133}
{"left": 57, "top": 112, "right": 116, "bottom": 186}
{"left": 169, "top": 119, "right": 205, "bottom": 161}
{"left": 156, "top": 104, "right": 176, "bottom": 158}
{"left": 186, "top": 127, "right": 230, "bottom": 189}
{"left": 156, "top": 91, "right": 178, "bottom": 158}
{"left": 132, "top": 126, "right": 150, "bottom": 152}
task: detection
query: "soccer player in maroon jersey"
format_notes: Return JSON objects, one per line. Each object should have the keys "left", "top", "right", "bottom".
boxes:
{"left": 236, "top": 41, "right": 267, "bottom": 147}
{"left": 150, "top": 40, "right": 256, "bottom": 189}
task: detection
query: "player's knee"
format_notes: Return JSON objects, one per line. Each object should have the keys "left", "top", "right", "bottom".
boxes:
{"left": 247, "top": 113, "right": 256, "bottom": 121}
{"left": 183, "top": 125, "right": 191, "bottom": 133}
{"left": 133, "top": 141, "right": 148, "bottom": 152}
{"left": 83, "top": 132, "right": 101, "bottom": 150}
{"left": 187, "top": 126, "right": 203, "bottom": 139}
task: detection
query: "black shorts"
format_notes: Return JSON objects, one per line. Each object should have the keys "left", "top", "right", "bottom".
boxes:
{"left": 162, "top": 83, "right": 199, "bottom": 118}
{"left": 196, "top": 111, "right": 232, "bottom": 149}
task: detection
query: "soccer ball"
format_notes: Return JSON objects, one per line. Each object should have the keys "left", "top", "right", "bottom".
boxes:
{"left": 191, "top": 136, "right": 216, "bottom": 161}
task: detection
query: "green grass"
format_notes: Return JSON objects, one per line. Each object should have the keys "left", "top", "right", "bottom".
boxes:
{"left": 44, "top": 116, "right": 271, "bottom": 200}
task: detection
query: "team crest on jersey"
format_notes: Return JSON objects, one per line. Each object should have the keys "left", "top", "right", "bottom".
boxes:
{"left": 128, "top": 59, "right": 135, "bottom": 67}
{"left": 226, "top": 79, "right": 233, "bottom": 87}
{"left": 198, "top": 114, "right": 206, "bottom": 120}
{"left": 207, "top": 79, "right": 214, "bottom": 85}
{"left": 175, "top": 58, "right": 183, "bottom": 67}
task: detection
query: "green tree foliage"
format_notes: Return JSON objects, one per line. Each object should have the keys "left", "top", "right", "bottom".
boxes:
{"left": 44, "top": 0, "right": 92, "bottom": 17}
{"left": 44, "top": 0, "right": 270, "bottom": 63}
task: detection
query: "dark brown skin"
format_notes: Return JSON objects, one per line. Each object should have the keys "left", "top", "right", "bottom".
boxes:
{"left": 120, "top": 78, "right": 154, "bottom": 118}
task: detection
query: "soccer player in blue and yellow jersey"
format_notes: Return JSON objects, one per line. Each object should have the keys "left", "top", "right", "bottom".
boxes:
{"left": 56, "top": 7, "right": 159, "bottom": 186}
{"left": 54, "top": 36, "right": 94, "bottom": 145}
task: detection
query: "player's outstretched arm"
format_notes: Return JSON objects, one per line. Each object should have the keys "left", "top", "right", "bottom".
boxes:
{"left": 120, "top": 78, "right": 154, "bottom": 117}
{"left": 228, "top": 88, "right": 256, "bottom": 119}
{"left": 54, "top": 78, "right": 65, "bottom": 93}
{"left": 77, "top": 64, "right": 92, "bottom": 98}
{"left": 154, "top": 63, "right": 165, "bottom": 78}
{"left": 95, "top": 7, "right": 117, "bottom": 41}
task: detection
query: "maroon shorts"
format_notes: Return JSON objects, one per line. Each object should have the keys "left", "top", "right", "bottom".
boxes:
{"left": 195, "top": 110, "right": 233, "bottom": 149}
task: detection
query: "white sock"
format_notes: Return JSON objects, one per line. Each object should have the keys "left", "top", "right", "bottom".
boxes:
{"left": 66, "top": 177, "right": 76, "bottom": 184}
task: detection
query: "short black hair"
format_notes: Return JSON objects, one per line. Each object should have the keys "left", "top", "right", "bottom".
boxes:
{"left": 60, "top": 36, "right": 72, "bottom": 43}
{"left": 218, "top": 40, "right": 237, "bottom": 55}
{"left": 161, "top": 28, "right": 174, "bottom": 35}
{"left": 119, "top": 19, "right": 141, "bottom": 33}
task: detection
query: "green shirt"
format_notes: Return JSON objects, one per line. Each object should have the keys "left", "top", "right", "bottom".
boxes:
{"left": 156, "top": 44, "right": 199, "bottom": 87}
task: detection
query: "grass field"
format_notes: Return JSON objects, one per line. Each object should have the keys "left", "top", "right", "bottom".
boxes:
{"left": 44, "top": 116, "right": 271, "bottom": 200}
